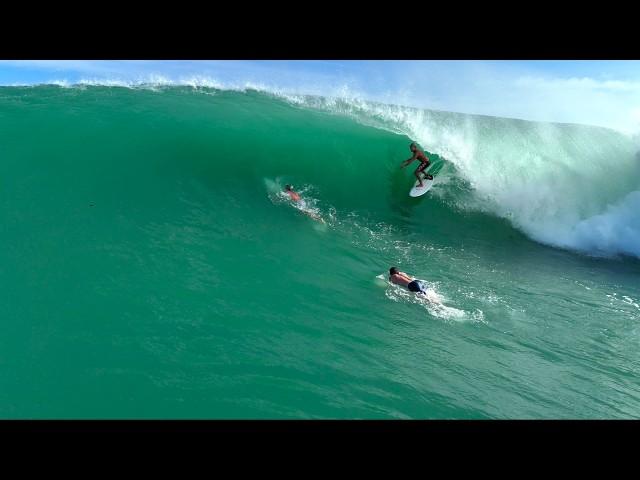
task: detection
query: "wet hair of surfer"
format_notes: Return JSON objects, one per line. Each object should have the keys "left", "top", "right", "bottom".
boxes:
{"left": 389, "top": 267, "right": 399, "bottom": 275}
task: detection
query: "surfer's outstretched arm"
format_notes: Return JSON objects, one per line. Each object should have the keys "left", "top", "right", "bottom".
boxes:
{"left": 401, "top": 153, "right": 417, "bottom": 168}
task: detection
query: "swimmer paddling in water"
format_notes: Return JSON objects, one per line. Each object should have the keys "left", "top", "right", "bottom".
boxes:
{"left": 284, "top": 184, "right": 301, "bottom": 202}
{"left": 388, "top": 267, "right": 428, "bottom": 294}
{"left": 284, "top": 184, "right": 325, "bottom": 223}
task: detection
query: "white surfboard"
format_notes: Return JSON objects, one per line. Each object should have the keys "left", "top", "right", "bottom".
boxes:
{"left": 409, "top": 173, "right": 434, "bottom": 197}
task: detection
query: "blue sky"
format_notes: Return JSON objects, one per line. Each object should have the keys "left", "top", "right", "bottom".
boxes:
{"left": 1, "top": 60, "right": 640, "bottom": 134}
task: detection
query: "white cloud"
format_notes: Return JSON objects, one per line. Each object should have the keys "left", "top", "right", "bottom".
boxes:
{"left": 516, "top": 76, "right": 640, "bottom": 92}
{"left": 504, "top": 75, "right": 640, "bottom": 134}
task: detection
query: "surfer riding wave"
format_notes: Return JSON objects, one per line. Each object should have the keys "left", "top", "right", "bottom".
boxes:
{"left": 401, "top": 142, "right": 433, "bottom": 188}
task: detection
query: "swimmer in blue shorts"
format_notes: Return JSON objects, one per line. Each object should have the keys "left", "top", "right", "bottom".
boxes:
{"left": 388, "top": 267, "right": 427, "bottom": 294}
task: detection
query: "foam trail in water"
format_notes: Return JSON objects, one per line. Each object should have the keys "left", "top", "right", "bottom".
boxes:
{"left": 376, "top": 275, "right": 473, "bottom": 322}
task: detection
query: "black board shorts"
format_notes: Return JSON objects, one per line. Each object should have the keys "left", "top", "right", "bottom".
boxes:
{"left": 407, "top": 280, "right": 426, "bottom": 293}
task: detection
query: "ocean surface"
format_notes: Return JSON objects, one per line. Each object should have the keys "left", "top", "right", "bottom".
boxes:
{"left": 1, "top": 85, "right": 639, "bottom": 418}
